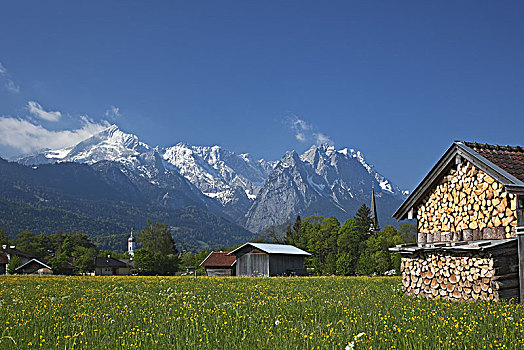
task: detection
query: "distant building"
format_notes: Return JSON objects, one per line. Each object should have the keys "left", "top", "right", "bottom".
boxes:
{"left": 94, "top": 256, "right": 131, "bottom": 276}
{"left": 370, "top": 184, "right": 380, "bottom": 233}
{"left": 15, "top": 259, "right": 53, "bottom": 275}
{"left": 0, "top": 245, "right": 53, "bottom": 275}
{"left": 228, "top": 243, "right": 310, "bottom": 277}
{"left": 200, "top": 252, "right": 236, "bottom": 276}
{"left": 128, "top": 231, "right": 136, "bottom": 256}
{"left": 2, "top": 246, "right": 37, "bottom": 265}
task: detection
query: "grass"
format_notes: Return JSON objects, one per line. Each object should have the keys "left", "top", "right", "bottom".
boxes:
{"left": 0, "top": 275, "right": 523, "bottom": 349}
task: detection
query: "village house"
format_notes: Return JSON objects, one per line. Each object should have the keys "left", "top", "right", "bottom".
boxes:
{"left": 93, "top": 232, "right": 137, "bottom": 276}
{"left": 0, "top": 245, "right": 53, "bottom": 275}
{"left": 15, "top": 259, "right": 53, "bottom": 275}
{"left": 228, "top": 242, "right": 310, "bottom": 277}
{"left": 94, "top": 256, "right": 132, "bottom": 276}
{"left": 391, "top": 141, "right": 524, "bottom": 302}
{"left": 200, "top": 251, "right": 236, "bottom": 276}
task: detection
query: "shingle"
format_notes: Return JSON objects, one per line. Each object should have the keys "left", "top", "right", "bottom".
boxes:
{"left": 463, "top": 142, "right": 524, "bottom": 182}
{"left": 200, "top": 252, "right": 236, "bottom": 267}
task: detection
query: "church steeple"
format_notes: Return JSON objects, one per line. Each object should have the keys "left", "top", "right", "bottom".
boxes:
{"left": 370, "top": 184, "right": 380, "bottom": 233}
{"left": 127, "top": 230, "right": 136, "bottom": 256}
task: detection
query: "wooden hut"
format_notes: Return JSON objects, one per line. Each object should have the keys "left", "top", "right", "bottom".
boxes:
{"left": 228, "top": 243, "right": 310, "bottom": 277}
{"left": 199, "top": 252, "right": 236, "bottom": 276}
{"left": 391, "top": 141, "right": 524, "bottom": 302}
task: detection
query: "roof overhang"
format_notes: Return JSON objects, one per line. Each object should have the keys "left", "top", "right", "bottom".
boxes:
{"left": 394, "top": 141, "right": 524, "bottom": 221}
{"left": 199, "top": 252, "right": 236, "bottom": 267}
{"left": 228, "top": 242, "right": 311, "bottom": 256}
{"left": 199, "top": 252, "right": 213, "bottom": 267}
{"left": 389, "top": 238, "right": 516, "bottom": 254}
{"left": 16, "top": 258, "right": 52, "bottom": 271}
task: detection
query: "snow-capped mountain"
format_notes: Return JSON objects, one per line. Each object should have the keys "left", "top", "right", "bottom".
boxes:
{"left": 16, "top": 124, "right": 407, "bottom": 233}
{"left": 300, "top": 144, "right": 405, "bottom": 199}
{"left": 244, "top": 144, "right": 406, "bottom": 232}
{"left": 19, "top": 125, "right": 150, "bottom": 167}
{"left": 162, "top": 143, "right": 273, "bottom": 219}
{"left": 16, "top": 125, "right": 275, "bottom": 222}
{"left": 16, "top": 125, "right": 224, "bottom": 215}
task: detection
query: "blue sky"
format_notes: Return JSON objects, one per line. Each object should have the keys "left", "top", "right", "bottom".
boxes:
{"left": 0, "top": 1, "right": 523, "bottom": 191}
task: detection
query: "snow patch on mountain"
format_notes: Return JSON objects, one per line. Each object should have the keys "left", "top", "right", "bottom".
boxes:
{"left": 44, "top": 147, "right": 72, "bottom": 160}
{"left": 162, "top": 143, "right": 271, "bottom": 208}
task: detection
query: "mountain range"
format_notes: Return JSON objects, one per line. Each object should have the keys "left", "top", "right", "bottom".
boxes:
{"left": 7, "top": 124, "right": 407, "bottom": 251}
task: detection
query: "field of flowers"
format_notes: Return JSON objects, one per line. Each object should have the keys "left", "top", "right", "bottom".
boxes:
{"left": 0, "top": 276, "right": 523, "bottom": 349}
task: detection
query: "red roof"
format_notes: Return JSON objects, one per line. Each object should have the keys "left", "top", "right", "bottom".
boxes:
{"left": 200, "top": 252, "right": 236, "bottom": 267}
{"left": 464, "top": 142, "right": 524, "bottom": 182}
{"left": 0, "top": 252, "right": 8, "bottom": 265}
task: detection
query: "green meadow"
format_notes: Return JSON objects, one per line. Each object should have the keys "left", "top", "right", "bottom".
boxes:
{"left": 0, "top": 276, "right": 522, "bottom": 349}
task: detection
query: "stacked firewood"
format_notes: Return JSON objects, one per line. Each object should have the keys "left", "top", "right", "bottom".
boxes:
{"left": 416, "top": 162, "right": 517, "bottom": 242}
{"left": 401, "top": 250, "right": 519, "bottom": 301}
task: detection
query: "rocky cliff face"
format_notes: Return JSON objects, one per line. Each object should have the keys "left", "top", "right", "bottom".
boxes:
{"left": 244, "top": 145, "right": 406, "bottom": 232}
{"left": 162, "top": 143, "right": 273, "bottom": 220}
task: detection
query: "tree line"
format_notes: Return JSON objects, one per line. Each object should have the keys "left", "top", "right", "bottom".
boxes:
{"left": 1, "top": 204, "right": 414, "bottom": 276}
{"left": 0, "top": 220, "right": 180, "bottom": 275}
{"left": 0, "top": 228, "right": 98, "bottom": 274}
{"left": 260, "top": 204, "right": 415, "bottom": 275}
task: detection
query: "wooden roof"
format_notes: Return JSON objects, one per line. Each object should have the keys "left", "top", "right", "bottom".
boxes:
{"left": 0, "top": 252, "right": 8, "bottom": 265}
{"left": 390, "top": 238, "right": 516, "bottom": 254}
{"left": 394, "top": 141, "right": 524, "bottom": 221}
{"left": 199, "top": 252, "right": 236, "bottom": 267}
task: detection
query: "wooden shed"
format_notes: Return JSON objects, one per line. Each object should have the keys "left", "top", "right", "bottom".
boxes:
{"left": 391, "top": 141, "right": 524, "bottom": 302}
{"left": 228, "top": 243, "right": 310, "bottom": 277}
{"left": 199, "top": 252, "right": 236, "bottom": 276}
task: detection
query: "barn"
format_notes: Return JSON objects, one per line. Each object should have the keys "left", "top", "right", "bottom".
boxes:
{"left": 391, "top": 141, "right": 524, "bottom": 302}
{"left": 200, "top": 251, "right": 236, "bottom": 276}
{"left": 228, "top": 243, "right": 310, "bottom": 277}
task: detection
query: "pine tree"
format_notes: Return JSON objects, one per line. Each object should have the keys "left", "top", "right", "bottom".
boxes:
{"left": 354, "top": 204, "right": 372, "bottom": 235}
{"left": 137, "top": 219, "right": 179, "bottom": 274}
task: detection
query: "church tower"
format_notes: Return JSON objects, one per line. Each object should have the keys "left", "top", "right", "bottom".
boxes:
{"left": 370, "top": 184, "right": 380, "bottom": 233}
{"left": 127, "top": 231, "right": 136, "bottom": 256}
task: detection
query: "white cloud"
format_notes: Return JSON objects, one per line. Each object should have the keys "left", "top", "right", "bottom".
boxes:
{"left": 314, "top": 132, "right": 334, "bottom": 146}
{"left": 0, "top": 116, "right": 109, "bottom": 154}
{"left": 105, "top": 106, "right": 121, "bottom": 120}
{"left": 6, "top": 80, "right": 20, "bottom": 94}
{"left": 287, "top": 116, "right": 311, "bottom": 142}
{"left": 27, "top": 101, "right": 62, "bottom": 122}
{"left": 0, "top": 61, "right": 20, "bottom": 94}
{"left": 285, "top": 115, "right": 334, "bottom": 145}
{"left": 295, "top": 132, "right": 306, "bottom": 142}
